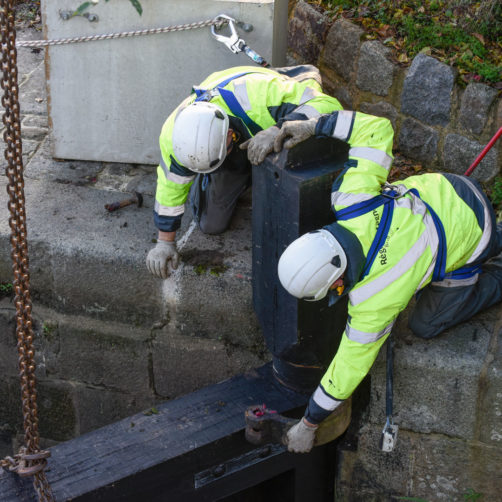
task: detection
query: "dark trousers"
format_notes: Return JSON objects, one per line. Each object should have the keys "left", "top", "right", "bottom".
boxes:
{"left": 409, "top": 223, "right": 502, "bottom": 339}
{"left": 189, "top": 159, "right": 251, "bottom": 235}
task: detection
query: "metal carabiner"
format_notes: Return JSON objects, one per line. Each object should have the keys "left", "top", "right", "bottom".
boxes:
{"left": 211, "top": 14, "right": 245, "bottom": 54}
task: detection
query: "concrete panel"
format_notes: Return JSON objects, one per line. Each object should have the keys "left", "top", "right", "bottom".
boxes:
{"left": 42, "top": 0, "right": 288, "bottom": 164}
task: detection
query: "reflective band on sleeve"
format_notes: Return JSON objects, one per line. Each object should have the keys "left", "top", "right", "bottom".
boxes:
{"left": 298, "top": 87, "right": 317, "bottom": 105}
{"left": 155, "top": 200, "right": 185, "bottom": 217}
{"left": 312, "top": 385, "right": 344, "bottom": 411}
{"left": 331, "top": 110, "right": 355, "bottom": 142}
{"left": 332, "top": 191, "right": 375, "bottom": 208}
{"left": 292, "top": 103, "right": 322, "bottom": 118}
{"left": 350, "top": 230, "right": 431, "bottom": 306}
{"left": 159, "top": 157, "right": 195, "bottom": 184}
{"left": 346, "top": 321, "right": 394, "bottom": 344}
{"left": 349, "top": 147, "right": 393, "bottom": 171}
{"left": 232, "top": 81, "right": 252, "bottom": 112}
{"left": 461, "top": 176, "right": 492, "bottom": 263}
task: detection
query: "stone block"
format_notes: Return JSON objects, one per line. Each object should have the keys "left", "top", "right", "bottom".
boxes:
{"left": 0, "top": 378, "right": 23, "bottom": 433}
{"left": 360, "top": 101, "right": 398, "bottom": 131}
{"left": 72, "top": 383, "right": 155, "bottom": 435}
{"left": 170, "top": 199, "right": 265, "bottom": 352}
{"left": 37, "top": 380, "right": 77, "bottom": 441}
{"left": 369, "top": 308, "right": 498, "bottom": 441}
{"left": 0, "top": 303, "right": 19, "bottom": 378}
{"left": 51, "top": 314, "right": 152, "bottom": 395}
{"left": 459, "top": 83, "right": 498, "bottom": 135}
{"left": 401, "top": 53, "right": 455, "bottom": 126}
{"left": 288, "top": 1, "right": 330, "bottom": 64}
{"left": 398, "top": 117, "right": 439, "bottom": 163}
{"left": 323, "top": 19, "right": 364, "bottom": 82}
{"left": 152, "top": 331, "right": 266, "bottom": 399}
{"left": 356, "top": 41, "right": 395, "bottom": 96}
{"left": 336, "top": 423, "right": 502, "bottom": 501}
{"left": 443, "top": 133, "right": 498, "bottom": 182}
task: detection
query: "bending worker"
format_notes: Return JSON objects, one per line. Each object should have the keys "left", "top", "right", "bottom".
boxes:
{"left": 275, "top": 111, "right": 502, "bottom": 453}
{"left": 146, "top": 65, "right": 342, "bottom": 278}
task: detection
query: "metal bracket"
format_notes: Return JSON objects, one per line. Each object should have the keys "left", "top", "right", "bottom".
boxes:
{"left": 59, "top": 10, "right": 99, "bottom": 22}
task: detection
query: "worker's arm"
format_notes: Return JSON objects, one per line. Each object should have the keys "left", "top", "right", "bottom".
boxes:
{"left": 275, "top": 111, "right": 394, "bottom": 204}
{"left": 148, "top": 105, "right": 195, "bottom": 279}
{"left": 240, "top": 77, "right": 343, "bottom": 164}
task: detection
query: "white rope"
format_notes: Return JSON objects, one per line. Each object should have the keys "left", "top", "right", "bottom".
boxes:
{"left": 16, "top": 18, "right": 225, "bottom": 48}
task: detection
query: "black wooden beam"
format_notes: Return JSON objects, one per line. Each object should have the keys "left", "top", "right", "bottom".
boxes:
{"left": 0, "top": 364, "right": 337, "bottom": 501}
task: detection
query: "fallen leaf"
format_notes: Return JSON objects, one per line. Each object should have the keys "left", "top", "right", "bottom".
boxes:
{"left": 472, "top": 32, "right": 485, "bottom": 45}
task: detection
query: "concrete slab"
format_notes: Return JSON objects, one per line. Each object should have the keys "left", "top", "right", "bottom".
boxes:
{"left": 42, "top": 0, "right": 289, "bottom": 163}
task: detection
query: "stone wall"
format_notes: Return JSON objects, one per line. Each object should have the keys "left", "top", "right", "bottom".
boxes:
{"left": 288, "top": 1, "right": 501, "bottom": 183}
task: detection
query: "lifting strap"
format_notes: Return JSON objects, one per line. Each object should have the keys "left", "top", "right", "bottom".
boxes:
{"left": 335, "top": 187, "right": 481, "bottom": 284}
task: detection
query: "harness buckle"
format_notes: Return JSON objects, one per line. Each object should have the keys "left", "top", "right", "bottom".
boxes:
{"left": 211, "top": 14, "right": 245, "bottom": 54}
{"left": 381, "top": 186, "right": 402, "bottom": 200}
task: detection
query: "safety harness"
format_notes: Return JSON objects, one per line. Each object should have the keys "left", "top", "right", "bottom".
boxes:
{"left": 335, "top": 186, "right": 482, "bottom": 284}
{"left": 192, "top": 71, "right": 263, "bottom": 135}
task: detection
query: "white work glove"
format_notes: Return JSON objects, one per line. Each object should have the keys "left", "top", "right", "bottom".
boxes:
{"left": 273, "top": 118, "right": 318, "bottom": 152}
{"left": 285, "top": 418, "right": 318, "bottom": 454}
{"left": 146, "top": 240, "right": 179, "bottom": 279}
{"left": 240, "top": 126, "right": 281, "bottom": 165}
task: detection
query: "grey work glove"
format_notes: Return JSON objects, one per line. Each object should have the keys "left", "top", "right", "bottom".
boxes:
{"left": 273, "top": 118, "right": 318, "bottom": 152}
{"left": 146, "top": 240, "right": 179, "bottom": 279}
{"left": 240, "top": 126, "right": 281, "bottom": 165}
{"left": 285, "top": 418, "right": 318, "bottom": 454}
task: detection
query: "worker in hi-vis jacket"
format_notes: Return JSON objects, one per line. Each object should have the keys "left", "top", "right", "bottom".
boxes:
{"left": 146, "top": 65, "right": 343, "bottom": 278}
{"left": 273, "top": 110, "right": 502, "bottom": 453}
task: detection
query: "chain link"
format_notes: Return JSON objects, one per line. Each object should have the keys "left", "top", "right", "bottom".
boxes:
{"left": 0, "top": 0, "right": 54, "bottom": 500}
{"left": 16, "top": 18, "right": 226, "bottom": 48}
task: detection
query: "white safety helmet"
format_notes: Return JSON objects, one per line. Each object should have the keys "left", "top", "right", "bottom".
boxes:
{"left": 278, "top": 229, "right": 347, "bottom": 301}
{"left": 172, "top": 102, "right": 230, "bottom": 173}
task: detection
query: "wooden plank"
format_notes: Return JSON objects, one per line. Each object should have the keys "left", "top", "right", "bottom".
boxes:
{"left": 0, "top": 364, "right": 310, "bottom": 501}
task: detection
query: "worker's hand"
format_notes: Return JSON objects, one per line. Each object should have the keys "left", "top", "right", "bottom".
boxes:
{"left": 273, "top": 118, "right": 318, "bottom": 152}
{"left": 146, "top": 240, "right": 179, "bottom": 279}
{"left": 240, "top": 126, "right": 281, "bottom": 165}
{"left": 285, "top": 418, "right": 318, "bottom": 453}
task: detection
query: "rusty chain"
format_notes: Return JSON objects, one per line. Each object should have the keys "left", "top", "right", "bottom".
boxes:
{"left": 0, "top": 0, "right": 54, "bottom": 500}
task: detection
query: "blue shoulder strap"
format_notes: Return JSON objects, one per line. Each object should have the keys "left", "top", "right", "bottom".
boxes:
{"left": 334, "top": 188, "right": 450, "bottom": 283}
{"left": 193, "top": 72, "right": 263, "bottom": 136}
{"left": 335, "top": 192, "right": 396, "bottom": 280}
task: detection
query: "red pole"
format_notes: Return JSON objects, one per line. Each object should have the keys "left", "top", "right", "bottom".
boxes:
{"left": 464, "top": 126, "right": 502, "bottom": 177}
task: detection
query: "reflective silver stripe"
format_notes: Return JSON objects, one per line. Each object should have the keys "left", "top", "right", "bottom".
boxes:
{"left": 159, "top": 156, "right": 195, "bottom": 184}
{"left": 432, "top": 274, "right": 480, "bottom": 287}
{"left": 332, "top": 110, "right": 354, "bottom": 141}
{"left": 298, "top": 87, "right": 317, "bottom": 105}
{"left": 350, "top": 229, "right": 431, "bottom": 306}
{"left": 291, "top": 103, "right": 321, "bottom": 119}
{"left": 349, "top": 146, "right": 393, "bottom": 171}
{"left": 312, "top": 385, "right": 343, "bottom": 411}
{"left": 331, "top": 191, "right": 374, "bottom": 207}
{"left": 232, "top": 80, "right": 252, "bottom": 112}
{"left": 154, "top": 200, "right": 185, "bottom": 217}
{"left": 346, "top": 320, "right": 394, "bottom": 344}
{"left": 461, "top": 176, "right": 492, "bottom": 263}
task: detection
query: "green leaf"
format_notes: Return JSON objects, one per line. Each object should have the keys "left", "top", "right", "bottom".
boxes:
{"left": 129, "top": 0, "right": 143, "bottom": 15}
{"left": 72, "top": 2, "right": 92, "bottom": 17}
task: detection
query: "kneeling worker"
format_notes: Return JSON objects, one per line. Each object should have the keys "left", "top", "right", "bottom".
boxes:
{"left": 146, "top": 65, "right": 342, "bottom": 278}
{"left": 275, "top": 111, "right": 502, "bottom": 453}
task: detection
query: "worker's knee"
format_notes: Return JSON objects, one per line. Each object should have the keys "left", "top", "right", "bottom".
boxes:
{"left": 408, "top": 312, "right": 443, "bottom": 339}
{"left": 198, "top": 216, "right": 228, "bottom": 235}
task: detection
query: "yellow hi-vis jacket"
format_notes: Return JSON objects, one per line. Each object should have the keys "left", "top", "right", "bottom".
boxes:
{"left": 305, "top": 111, "right": 494, "bottom": 424}
{"left": 154, "top": 66, "right": 343, "bottom": 232}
